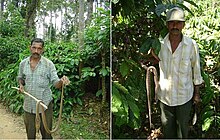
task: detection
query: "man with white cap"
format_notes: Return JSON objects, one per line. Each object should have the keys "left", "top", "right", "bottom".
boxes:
{"left": 157, "top": 7, "right": 203, "bottom": 138}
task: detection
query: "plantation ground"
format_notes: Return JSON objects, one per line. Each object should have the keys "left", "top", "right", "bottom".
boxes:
{"left": 0, "top": 96, "right": 110, "bottom": 139}
{"left": 0, "top": 102, "right": 26, "bottom": 139}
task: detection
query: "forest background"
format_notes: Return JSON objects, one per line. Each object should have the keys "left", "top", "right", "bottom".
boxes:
{"left": 0, "top": 0, "right": 110, "bottom": 139}
{"left": 112, "top": 0, "right": 220, "bottom": 139}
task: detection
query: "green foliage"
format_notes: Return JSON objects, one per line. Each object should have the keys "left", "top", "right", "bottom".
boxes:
{"left": 0, "top": 37, "right": 28, "bottom": 70}
{"left": 84, "top": 7, "right": 111, "bottom": 99}
{"left": 0, "top": 3, "right": 27, "bottom": 70}
{"left": 0, "top": 5, "right": 110, "bottom": 124}
{"left": 112, "top": 81, "right": 141, "bottom": 128}
{"left": 184, "top": 0, "right": 220, "bottom": 137}
{"left": 0, "top": 3, "right": 25, "bottom": 37}
{"left": 0, "top": 48, "right": 29, "bottom": 114}
{"left": 112, "top": 0, "right": 220, "bottom": 138}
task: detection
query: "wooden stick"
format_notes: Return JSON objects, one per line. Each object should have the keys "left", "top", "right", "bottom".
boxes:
{"left": 12, "top": 87, "right": 48, "bottom": 109}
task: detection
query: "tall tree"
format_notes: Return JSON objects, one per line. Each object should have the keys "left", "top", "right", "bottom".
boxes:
{"left": 86, "top": 0, "right": 93, "bottom": 25}
{"left": 78, "top": 0, "right": 85, "bottom": 50}
{"left": 25, "top": 0, "right": 40, "bottom": 37}
{"left": 78, "top": 0, "right": 85, "bottom": 80}
{"left": 0, "top": 0, "right": 4, "bottom": 19}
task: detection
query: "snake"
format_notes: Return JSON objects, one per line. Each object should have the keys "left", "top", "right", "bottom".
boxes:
{"left": 142, "top": 64, "right": 159, "bottom": 129}
{"left": 35, "top": 84, "right": 65, "bottom": 134}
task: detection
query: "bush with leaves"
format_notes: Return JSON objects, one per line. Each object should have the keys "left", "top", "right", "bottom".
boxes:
{"left": 0, "top": 3, "right": 27, "bottom": 70}
{"left": 184, "top": 0, "right": 220, "bottom": 138}
{"left": 0, "top": 3, "right": 110, "bottom": 121}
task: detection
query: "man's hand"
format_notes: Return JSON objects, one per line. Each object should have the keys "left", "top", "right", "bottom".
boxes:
{"left": 60, "top": 75, "right": 70, "bottom": 86}
{"left": 19, "top": 84, "right": 24, "bottom": 93}
{"left": 193, "top": 93, "right": 201, "bottom": 104}
{"left": 18, "top": 79, "right": 25, "bottom": 93}
{"left": 193, "top": 85, "right": 201, "bottom": 105}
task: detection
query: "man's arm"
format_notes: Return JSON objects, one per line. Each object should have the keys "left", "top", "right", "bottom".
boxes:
{"left": 191, "top": 40, "right": 204, "bottom": 104}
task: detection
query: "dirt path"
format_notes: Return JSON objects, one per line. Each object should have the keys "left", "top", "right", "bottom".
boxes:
{"left": 0, "top": 103, "right": 61, "bottom": 139}
{"left": 0, "top": 103, "right": 26, "bottom": 139}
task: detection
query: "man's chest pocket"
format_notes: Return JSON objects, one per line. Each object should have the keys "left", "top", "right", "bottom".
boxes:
{"left": 179, "top": 59, "right": 191, "bottom": 75}
{"left": 36, "top": 72, "right": 50, "bottom": 88}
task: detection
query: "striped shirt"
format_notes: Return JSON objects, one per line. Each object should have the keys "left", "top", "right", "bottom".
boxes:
{"left": 17, "top": 56, "right": 60, "bottom": 113}
{"left": 158, "top": 34, "right": 203, "bottom": 106}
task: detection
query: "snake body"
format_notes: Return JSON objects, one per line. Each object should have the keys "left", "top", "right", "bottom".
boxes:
{"left": 35, "top": 84, "right": 65, "bottom": 134}
{"left": 13, "top": 76, "right": 70, "bottom": 135}
{"left": 142, "top": 65, "right": 159, "bottom": 129}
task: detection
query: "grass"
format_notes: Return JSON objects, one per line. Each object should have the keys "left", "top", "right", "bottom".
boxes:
{"left": 55, "top": 96, "right": 110, "bottom": 139}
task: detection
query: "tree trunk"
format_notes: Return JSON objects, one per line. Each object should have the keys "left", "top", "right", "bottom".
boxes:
{"left": 78, "top": 0, "right": 85, "bottom": 79}
{"left": 78, "top": 0, "right": 84, "bottom": 50}
{"left": 25, "top": 0, "right": 39, "bottom": 37}
{"left": 86, "top": 0, "right": 93, "bottom": 25}
{"left": 0, "top": 0, "right": 4, "bottom": 19}
{"left": 101, "top": 49, "right": 107, "bottom": 105}
{"left": 49, "top": 9, "right": 53, "bottom": 42}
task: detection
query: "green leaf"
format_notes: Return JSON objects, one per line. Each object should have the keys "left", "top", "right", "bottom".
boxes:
{"left": 139, "top": 37, "right": 152, "bottom": 53}
{"left": 177, "top": 3, "right": 194, "bottom": 16}
{"left": 77, "top": 97, "right": 82, "bottom": 106}
{"left": 96, "top": 89, "right": 102, "bottom": 97}
{"left": 184, "top": 0, "right": 199, "bottom": 8}
{"left": 112, "top": 86, "right": 122, "bottom": 113}
{"left": 155, "top": 4, "right": 167, "bottom": 16}
{"left": 218, "top": 68, "right": 220, "bottom": 76}
{"left": 202, "top": 117, "right": 214, "bottom": 131}
{"left": 99, "top": 68, "right": 108, "bottom": 76}
{"left": 201, "top": 109, "right": 214, "bottom": 121}
{"left": 152, "top": 38, "right": 161, "bottom": 55}
{"left": 127, "top": 100, "right": 140, "bottom": 119}
{"left": 113, "top": 81, "right": 129, "bottom": 94}
{"left": 119, "top": 61, "right": 129, "bottom": 77}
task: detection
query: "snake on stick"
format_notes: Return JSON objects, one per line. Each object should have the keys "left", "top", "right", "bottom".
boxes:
{"left": 12, "top": 77, "right": 70, "bottom": 134}
{"left": 141, "top": 64, "right": 159, "bottom": 129}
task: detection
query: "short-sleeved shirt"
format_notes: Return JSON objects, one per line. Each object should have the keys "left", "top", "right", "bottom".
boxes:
{"left": 158, "top": 34, "right": 203, "bottom": 106}
{"left": 17, "top": 56, "right": 60, "bottom": 113}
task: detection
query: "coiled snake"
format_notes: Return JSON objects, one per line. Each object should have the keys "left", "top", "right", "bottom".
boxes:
{"left": 141, "top": 64, "right": 159, "bottom": 129}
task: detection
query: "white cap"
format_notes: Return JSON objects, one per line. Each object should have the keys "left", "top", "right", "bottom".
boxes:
{"left": 166, "top": 7, "right": 185, "bottom": 22}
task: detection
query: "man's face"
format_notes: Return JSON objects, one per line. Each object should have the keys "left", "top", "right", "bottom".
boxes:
{"left": 167, "top": 21, "right": 185, "bottom": 35}
{"left": 30, "top": 42, "right": 43, "bottom": 59}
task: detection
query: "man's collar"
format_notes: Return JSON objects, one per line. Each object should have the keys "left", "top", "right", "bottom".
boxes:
{"left": 164, "top": 33, "right": 189, "bottom": 46}
{"left": 27, "top": 55, "right": 43, "bottom": 63}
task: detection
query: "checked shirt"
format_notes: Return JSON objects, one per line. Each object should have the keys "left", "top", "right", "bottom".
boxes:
{"left": 17, "top": 56, "right": 60, "bottom": 113}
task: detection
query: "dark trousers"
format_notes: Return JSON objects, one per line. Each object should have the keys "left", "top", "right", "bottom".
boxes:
{"left": 24, "top": 102, "right": 53, "bottom": 139}
{"left": 159, "top": 100, "right": 192, "bottom": 139}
